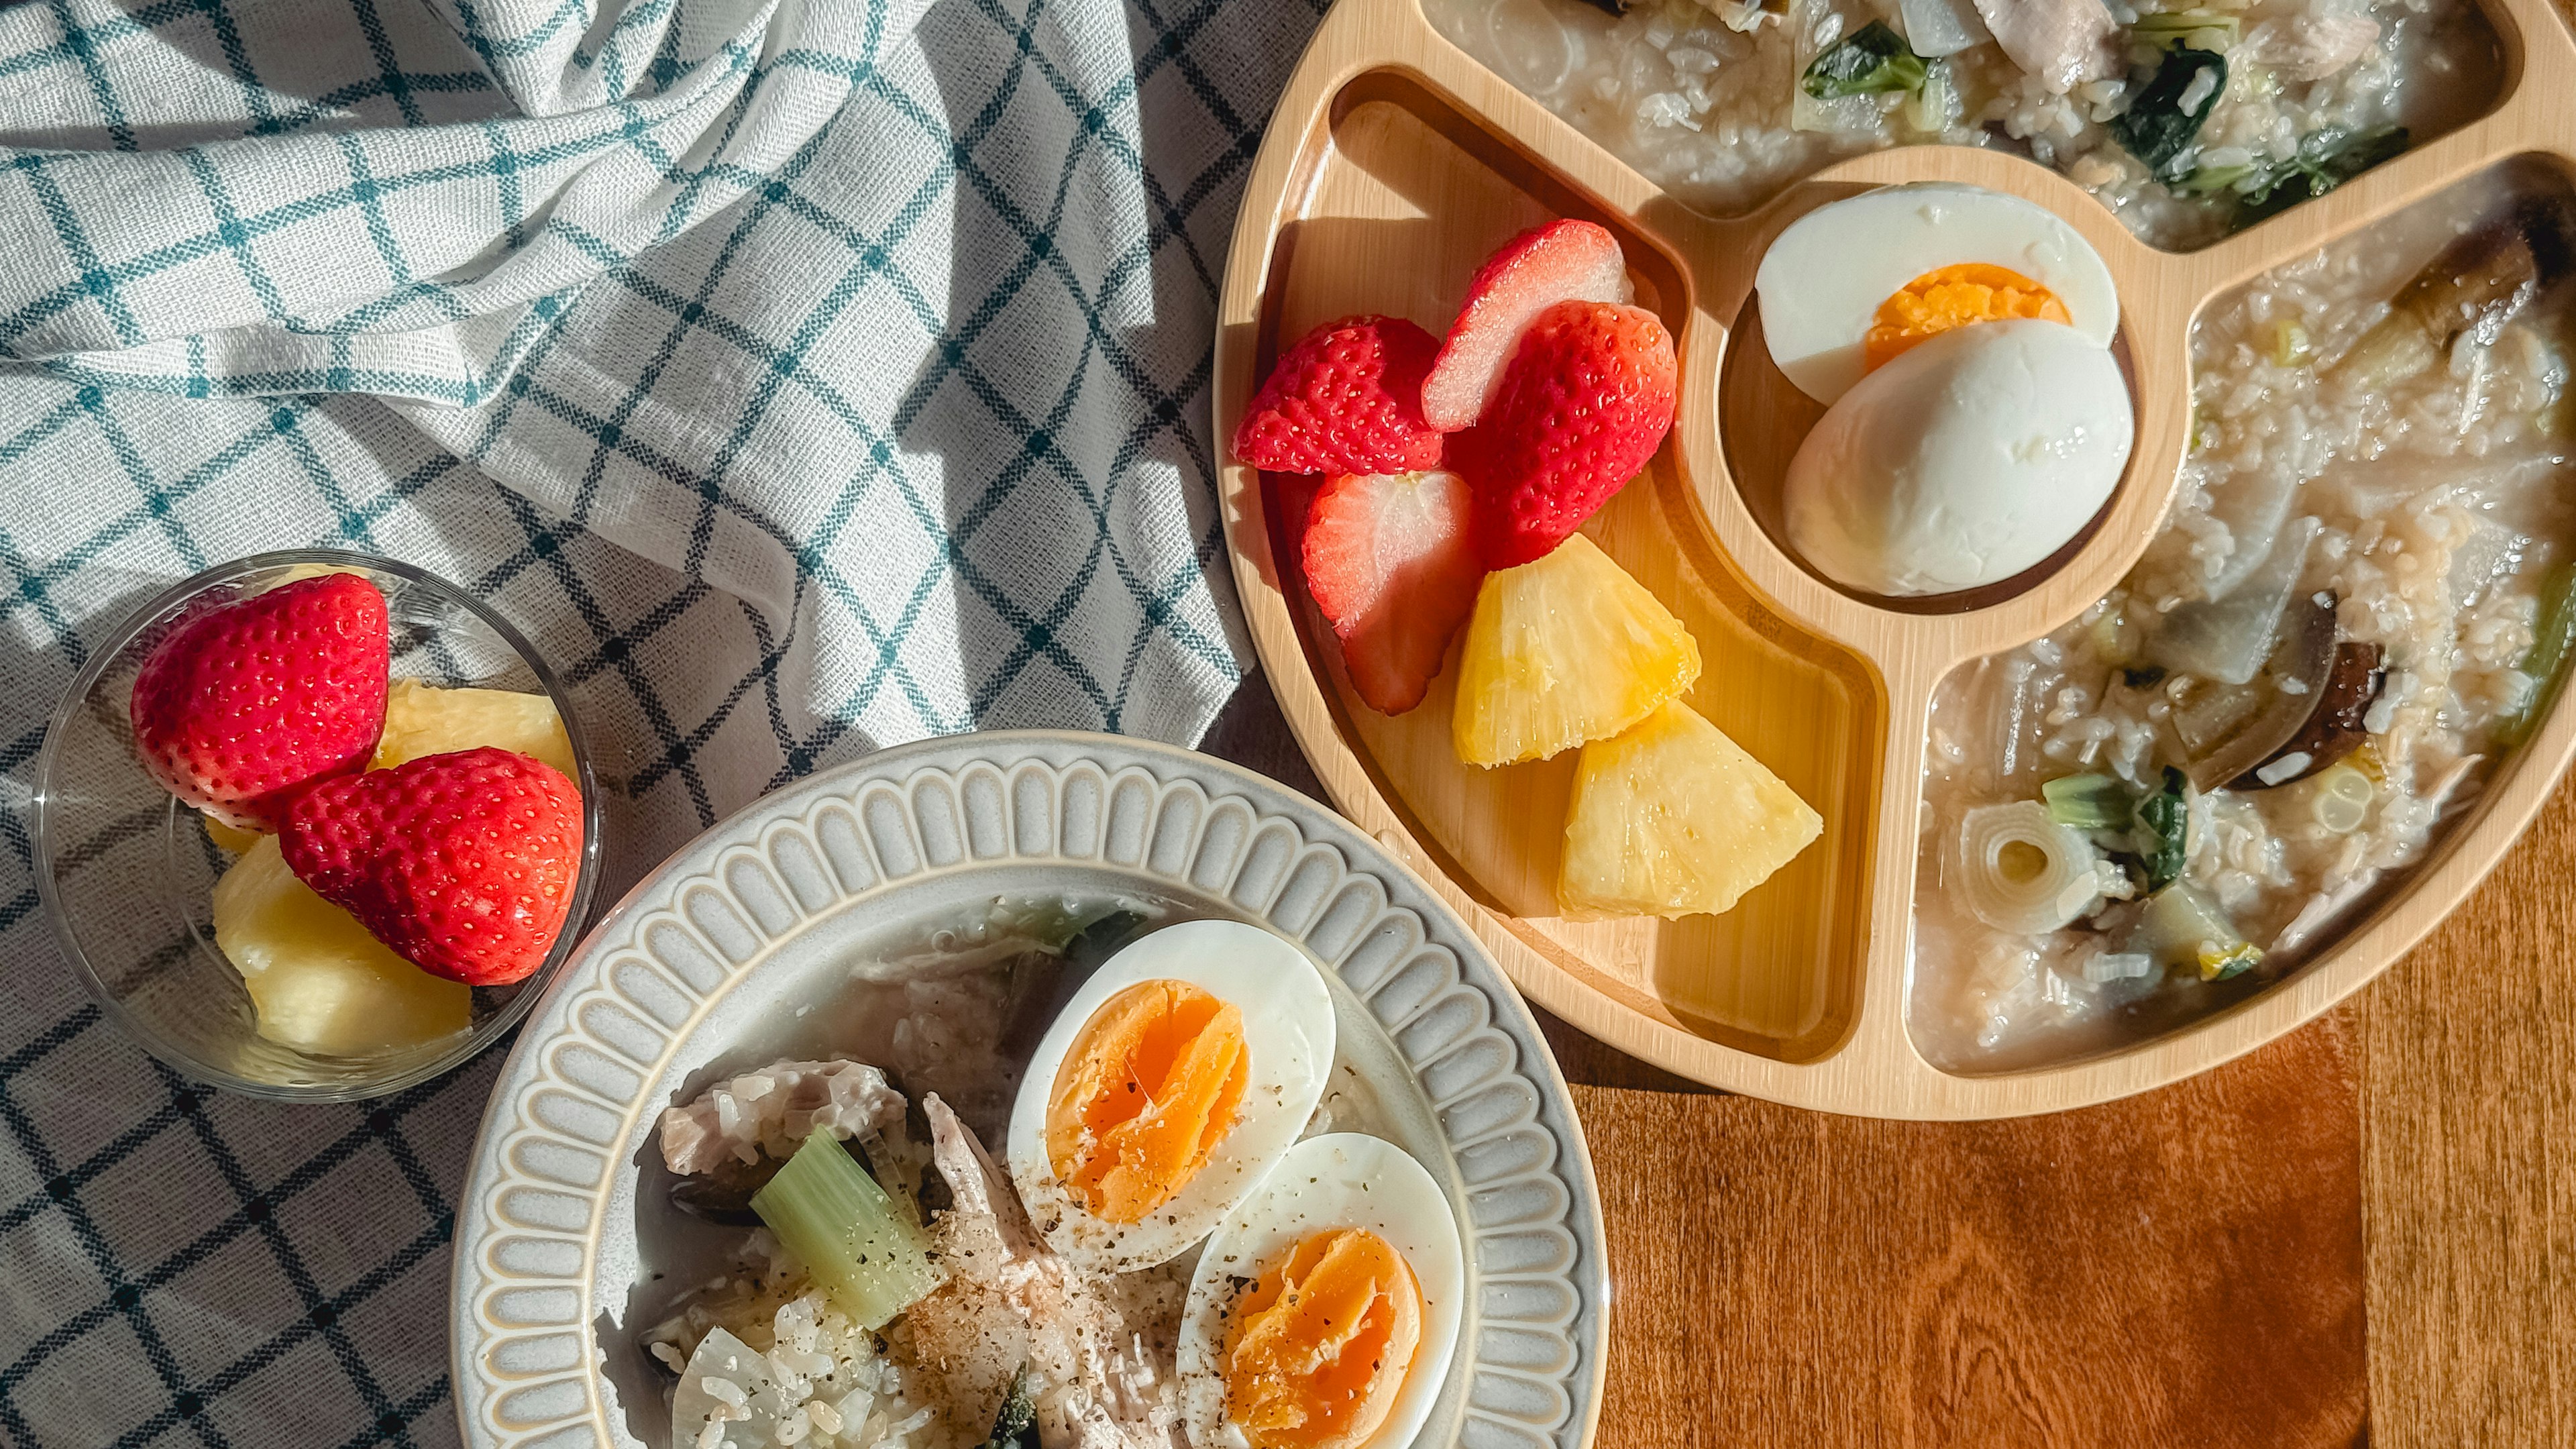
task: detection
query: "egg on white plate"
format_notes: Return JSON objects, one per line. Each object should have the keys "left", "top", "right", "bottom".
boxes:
{"left": 1177, "top": 1133, "right": 1466, "bottom": 1449}
{"left": 1006, "top": 918, "right": 1335, "bottom": 1273}
{"left": 1756, "top": 182, "right": 2120, "bottom": 406}
{"left": 1782, "top": 319, "right": 2135, "bottom": 597}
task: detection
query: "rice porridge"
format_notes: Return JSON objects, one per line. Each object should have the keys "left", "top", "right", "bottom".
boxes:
{"left": 1426, "top": 0, "right": 2502, "bottom": 248}
{"left": 1913, "top": 166, "right": 2576, "bottom": 1069}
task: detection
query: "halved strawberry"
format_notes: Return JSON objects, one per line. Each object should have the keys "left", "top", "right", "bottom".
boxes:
{"left": 1422, "top": 220, "right": 1632, "bottom": 432}
{"left": 130, "top": 572, "right": 391, "bottom": 830}
{"left": 1462, "top": 300, "right": 1677, "bottom": 568}
{"left": 1300, "top": 469, "right": 1487, "bottom": 715}
{"left": 1234, "top": 315, "right": 1444, "bottom": 476}
{"left": 280, "top": 747, "right": 585, "bottom": 987}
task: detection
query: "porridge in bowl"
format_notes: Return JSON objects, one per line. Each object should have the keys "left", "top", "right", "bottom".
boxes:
{"left": 632, "top": 902, "right": 1463, "bottom": 1449}
{"left": 1912, "top": 166, "right": 2576, "bottom": 1069}
{"left": 1428, "top": 0, "right": 2502, "bottom": 247}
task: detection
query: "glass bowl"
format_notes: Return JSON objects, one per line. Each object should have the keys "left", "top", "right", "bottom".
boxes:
{"left": 31, "top": 549, "right": 604, "bottom": 1102}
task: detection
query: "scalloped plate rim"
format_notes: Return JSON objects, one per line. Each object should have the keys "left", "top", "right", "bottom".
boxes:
{"left": 446, "top": 728, "right": 1609, "bottom": 1449}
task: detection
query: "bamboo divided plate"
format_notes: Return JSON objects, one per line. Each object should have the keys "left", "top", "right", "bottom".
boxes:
{"left": 1216, "top": 0, "right": 2576, "bottom": 1116}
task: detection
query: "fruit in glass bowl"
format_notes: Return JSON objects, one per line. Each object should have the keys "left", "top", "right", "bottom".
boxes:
{"left": 34, "top": 551, "right": 601, "bottom": 1100}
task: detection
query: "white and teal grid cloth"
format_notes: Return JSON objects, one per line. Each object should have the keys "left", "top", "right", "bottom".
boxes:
{"left": 0, "top": 0, "right": 1322, "bottom": 1443}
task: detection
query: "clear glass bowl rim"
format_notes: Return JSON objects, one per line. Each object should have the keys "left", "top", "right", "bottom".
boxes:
{"left": 30, "top": 547, "right": 606, "bottom": 1102}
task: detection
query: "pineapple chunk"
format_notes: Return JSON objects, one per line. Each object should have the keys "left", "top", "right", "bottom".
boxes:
{"left": 1453, "top": 534, "right": 1701, "bottom": 767}
{"left": 372, "top": 679, "right": 578, "bottom": 779}
{"left": 211, "top": 836, "right": 470, "bottom": 1056}
{"left": 1559, "top": 702, "right": 1822, "bottom": 920}
{"left": 201, "top": 812, "right": 262, "bottom": 855}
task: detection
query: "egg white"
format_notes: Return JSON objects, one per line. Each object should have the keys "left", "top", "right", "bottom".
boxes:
{"left": 1177, "top": 1133, "right": 1466, "bottom": 1449}
{"left": 1782, "top": 319, "right": 2134, "bottom": 597}
{"left": 1006, "top": 918, "right": 1335, "bottom": 1273}
{"left": 1756, "top": 181, "right": 2120, "bottom": 405}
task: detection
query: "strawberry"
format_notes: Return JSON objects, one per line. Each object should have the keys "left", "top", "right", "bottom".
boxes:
{"left": 1421, "top": 219, "right": 1632, "bottom": 432}
{"left": 130, "top": 572, "right": 392, "bottom": 830}
{"left": 1300, "top": 468, "right": 1486, "bottom": 714}
{"left": 1234, "top": 315, "right": 1444, "bottom": 476}
{"left": 280, "top": 747, "right": 585, "bottom": 986}
{"left": 1462, "top": 300, "right": 1678, "bottom": 569}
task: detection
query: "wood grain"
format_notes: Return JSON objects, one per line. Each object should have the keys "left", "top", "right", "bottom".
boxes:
{"left": 1568, "top": 1024, "right": 2367, "bottom": 1448}
{"left": 1214, "top": 0, "right": 2576, "bottom": 1114}
{"left": 2361, "top": 758, "right": 2576, "bottom": 1447}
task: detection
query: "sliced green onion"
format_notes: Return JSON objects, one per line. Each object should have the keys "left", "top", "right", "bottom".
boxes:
{"left": 2269, "top": 317, "right": 2312, "bottom": 367}
{"left": 2041, "top": 773, "right": 2137, "bottom": 830}
{"left": 2133, "top": 9, "right": 2241, "bottom": 50}
{"left": 2133, "top": 766, "right": 2191, "bottom": 892}
{"left": 751, "top": 1132, "right": 944, "bottom": 1330}
{"left": 1953, "top": 802, "right": 2106, "bottom": 934}
{"left": 2504, "top": 561, "right": 2576, "bottom": 744}
{"left": 2306, "top": 764, "right": 2373, "bottom": 834}
{"left": 2198, "top": 941, "right": 2263, "bottom": 981}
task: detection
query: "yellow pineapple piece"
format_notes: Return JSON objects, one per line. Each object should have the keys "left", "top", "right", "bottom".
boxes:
{"left": 201, "top": 812, "right": 262, "bottom": 854}
{"left": 1452, "top": 534, "right": 1701, "bottom": 767}
{"left": 372, "top": 678, "right": 578, "bottom": 780}
{"left": 1558, "top": 702, "right": 1822, "bottom": 920}
{"left": 211, "top": 836, "right": 471, "bottom": 1056}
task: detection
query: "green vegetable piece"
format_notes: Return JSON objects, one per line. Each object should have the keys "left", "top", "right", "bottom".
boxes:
{"left": 2231, "top": 125, "right": 2409, "bottom": 226}
{"left": 2199, "top": 941, "right": 2263, "bottom": 981}
{"left": 2112, "top": 47, "right": 2227, "bottom": 182}
{"left": 980, "top": 1373, "right": 1040, "bottom": 1449}
{"left": 2133, "top": 9, "right": 2241, "bottom": 49}
{"left": 751, "top": 1132, "right": 944, "bottom": 1331}
{"left": 1802, "top": 21, "right": 1929, "bottom": 99}
{"left": 2505, "top": 560, "right": 2576, "bottom": 744}
{"left": 2134, "top": 766, "right": 2190, "bottom": 892}
{"left": 2042, "top": 773, "right": 2136, "bottom": 830}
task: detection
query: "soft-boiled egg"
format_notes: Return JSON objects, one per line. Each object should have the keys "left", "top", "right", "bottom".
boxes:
{"left": 1756, "top": 182, "right": 2119, "bottom": 405}
{"left": 1782, "top": 319, "right": 2134, "bottom": 597}
{"left": 1178, "top": 1134, "right": 1465, "bottom": 1449}
{"left": 1006, "top": 918, "right": 1334, "bottom": 1272}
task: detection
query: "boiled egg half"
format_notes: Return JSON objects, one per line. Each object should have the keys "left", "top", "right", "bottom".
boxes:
{"left": 1782, "top": 318, "right": 2133, "bottom": 596}
{"left": 1006, "top": 918, "right": 1334, "bottom": 1273}
{"left": 1756, "top": 182, "right": 2119, "bottom": 406}
{"left": 1179, "top": 1133, "right": 1466, "bottom": 1449}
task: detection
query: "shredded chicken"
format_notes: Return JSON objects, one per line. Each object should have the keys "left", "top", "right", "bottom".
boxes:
{"left": 2241, "top": 13, "right": 2381, "bottom": 80}
{"left": 1968, "top": 0, "right": 2118, "bottom": 92}
{"left": 921, "top": 1095, "right": 1181, "bottom": 1449}
{"left": 658, "top": 1059, "right": 907, "bottom": 1175}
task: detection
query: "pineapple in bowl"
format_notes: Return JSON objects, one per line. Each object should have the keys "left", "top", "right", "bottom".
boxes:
{"left": 34, "top": 553, "right": 600, "bottom": 1100}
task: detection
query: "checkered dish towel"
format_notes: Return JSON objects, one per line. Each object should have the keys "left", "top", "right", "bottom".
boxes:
{"left": 0, "top": 0, "right": 1317, "bottom": 1444}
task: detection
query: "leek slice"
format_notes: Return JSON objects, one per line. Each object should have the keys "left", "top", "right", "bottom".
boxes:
{"left": 2041, "top": 773, "right": 2135, "bottom": 830}
{"left": 1953, "top": 802, "right": 2105, "bottom": 934}
{"left": 751, "top": 1132, "right": 943, "bottom": 1330}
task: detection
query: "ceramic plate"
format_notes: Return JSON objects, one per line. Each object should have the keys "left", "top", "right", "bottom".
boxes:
{"left": 449, "top": 730, "right": 1607, "bottom": 1449}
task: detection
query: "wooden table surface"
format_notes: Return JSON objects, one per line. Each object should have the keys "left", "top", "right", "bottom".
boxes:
{"left": 1204, "top": 674, "right": 2573, "bottom": 1448}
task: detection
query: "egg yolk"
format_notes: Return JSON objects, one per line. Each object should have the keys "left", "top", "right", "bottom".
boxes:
{"left": 1863, "top": 264, "right": 2071, "bottom": 372}
{"left": 1045, "top": 979, "right": 1249, "bottom": 1223}
{"left": 1223, "top": 1228, "right": 1424, "bottom": 1449}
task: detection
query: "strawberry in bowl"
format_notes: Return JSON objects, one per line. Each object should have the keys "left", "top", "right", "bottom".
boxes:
{"left": 32, "top": 553, "right": 599, "bottom": 1100}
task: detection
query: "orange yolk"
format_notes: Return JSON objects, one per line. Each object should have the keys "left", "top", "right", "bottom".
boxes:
{"left": 1044, "top": 979, "right": 1249, "bottom": 1223}
{"left": 1222, "top": 1228, "right": 1424, "bottom": 1449}
{"left": 1862, "top": 263, "right": 2071, "bottom": 372}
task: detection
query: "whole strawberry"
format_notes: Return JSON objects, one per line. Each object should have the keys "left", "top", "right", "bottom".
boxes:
{"left": 1462, "top": 301, "right": 1676, "bottom": 568}
{"left": 280, "top": 747, "right": 585, "bottom": 986}
{"left": 131, "top": 572, "right": 392, "bottom": 830}
{"left": 1234, "top": 315, "right": 1444, "bottom": 476}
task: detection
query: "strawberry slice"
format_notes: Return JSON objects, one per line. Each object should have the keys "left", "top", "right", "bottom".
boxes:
{"left": 1422, "top": 219, "right": 1632, "bottom": 432}
{"left": 1462, "top": 300, "right": 1677, "bottom": 569}
{"left": 1300, "top": 468, "right": 1487, "bottom": 715}
{"left": 130, "top": 572, "right": 391, "bottom": 830}
{"left": 1234, "top": 315, "right": 1444, "bottom": 476}
{"left": 280, "top": 747, "right": 585, "bottom": 986}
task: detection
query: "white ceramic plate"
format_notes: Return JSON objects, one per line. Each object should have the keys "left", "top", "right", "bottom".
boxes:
{"left": 449, "top": 730, "right": 1607, "bottom": 1449}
